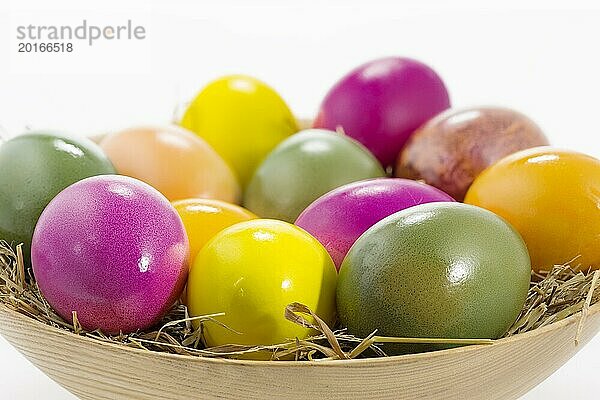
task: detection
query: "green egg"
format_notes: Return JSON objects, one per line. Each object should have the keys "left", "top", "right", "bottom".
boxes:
{"left": 0, "top": 132, "right": 116, "bottom": 265}
{"left": 337, "top": 202, "right": 531, "bottom": 355}
{"left": 244, "top": 129, "right": 385, "bottom": 222}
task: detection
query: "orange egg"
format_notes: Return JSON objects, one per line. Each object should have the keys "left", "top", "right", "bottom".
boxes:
{"left": 100, "top": 126, "right": 240, "bottom": 203}
{"left": 465, "top": 147, "right": 600, "bottom": 272}
{"left": 172, "top": 198, "right": 257, "bottom": 260}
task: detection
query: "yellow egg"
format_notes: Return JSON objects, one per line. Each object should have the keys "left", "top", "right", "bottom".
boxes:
{"left": 172, "top": 198, "right": 256, "bottom": 261}
{"left": 181, "top": 75, "right": 298, "bottom": 186}
{"left": 100, "top": 126, "right": 240, "bottom": 203}
{"left": 465, "top": 147, "right": 600, "bottom": 272}
{"left": 187, "top": 219, "right": 337, "bottom": 357}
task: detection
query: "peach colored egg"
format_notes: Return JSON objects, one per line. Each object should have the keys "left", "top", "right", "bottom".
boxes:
{"left": 100, "top": 126, "right": 240, "bottom": 203}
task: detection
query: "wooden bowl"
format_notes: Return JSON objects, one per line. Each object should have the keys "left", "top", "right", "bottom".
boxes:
{"left": 1, "top": 302, "right": 599, "bottom": 400}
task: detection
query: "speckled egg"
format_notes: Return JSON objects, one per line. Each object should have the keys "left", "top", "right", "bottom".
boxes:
{"left": 295, "top": 178, "right": 454, "bottom": 269}
{"left": 31, "top": 175, "right": 189, "bottom": 334}
{"left": 0, "top": 132, "right": 116, "bottom": 266}
{"left": 396, "top": 107, "right": 549, "bottom": 200}
{"left": 337, "top": 202, "right": 531, "bottom": 355}
{"left": 244, "top": 129, "right": 385, "bottom": 222}
{"left": 100, "top": 126, "right": 240, "bottom": 203}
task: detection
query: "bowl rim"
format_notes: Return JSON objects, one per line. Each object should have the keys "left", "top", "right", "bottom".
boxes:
{"left": 2, "top": 301, "right": 599, "bottom": 367}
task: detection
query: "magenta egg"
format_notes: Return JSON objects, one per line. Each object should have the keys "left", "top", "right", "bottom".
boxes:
{"left": 295, "top": 178, "right": 454, "bottom": 269}
{"left": 31, "top": 175, "right": 189, "bottom": 334}
{"left": 314, "top": 57, "right": 451, "bottom": 166}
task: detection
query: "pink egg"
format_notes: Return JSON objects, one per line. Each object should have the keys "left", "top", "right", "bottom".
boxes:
{"left": 31, "top": 175, "right": 189, "bottom": 334}
{"left": 314, "top": 57, "right": 450, "bottom": 167}
{"left": 295, "top": 178, "right": 454, "bottom": 269}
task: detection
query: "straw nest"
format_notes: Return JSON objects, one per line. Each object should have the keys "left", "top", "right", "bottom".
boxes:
{"left": 1, "top": 240, "right": 598, "bottom": 361}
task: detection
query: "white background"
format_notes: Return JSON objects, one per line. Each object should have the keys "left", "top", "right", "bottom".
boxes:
{"left": 1, "top": 0, "right": 599, "bottom": 398}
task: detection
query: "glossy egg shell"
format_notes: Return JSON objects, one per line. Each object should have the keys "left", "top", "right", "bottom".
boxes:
{"left": 0, "top": 132, "right": 115, "bottom": 266}
{"left": 172, "top": 198, "right": 257, "bottom": 261}
{"left": 100, "top": 126, "right": 240, "bottom": 203}
{"left": 295, "top": 178, "right": 454, "bottom": 269}
{"left": 465, "top": 147, "right": 600, "bottom": 272}
{"left": 244, "top": 129, "right": 385, "bottom": 222}
{"left": 337, "top": 202, "right": 531, "bottom": 355}
{"left": 31, "top": 175, "right": 189, "bottom": 334}
{"left": 187, "top": 219, "right": 337, "bottom": 357}
{"left": 396, "top": 107, "right": 549, "bottom": 201}
{"left": 181, "top": 75, "right": 298, "bottom": 186}
{"left": 314, "top": 57, "right": 450, "bottom": 166}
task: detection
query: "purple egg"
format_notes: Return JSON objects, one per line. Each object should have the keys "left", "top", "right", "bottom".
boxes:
{"left": 314, "top": 57, "right": 450, "bottom": 167}
{"left": 31, "top": 175, "right": 189, "bottom": 334}
{"left": 295, "top": 178, "right": 454, "bottom": 269}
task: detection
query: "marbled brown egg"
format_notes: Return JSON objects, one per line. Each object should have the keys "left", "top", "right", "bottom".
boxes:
{"left": 395, "top": 107, "right": 549, "bottom": 201}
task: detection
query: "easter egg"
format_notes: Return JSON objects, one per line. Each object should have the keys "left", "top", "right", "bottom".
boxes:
{"left": 244, "top": 129, "right": 385, "bottom": 222}
{"left": 172, "top": 198, "right": 257, "bottom": 260}
{"left": 296, "top": 178, "right": 454, "bottom": 269}
{"left": 187, "top": 219, "right": 337, "bottom": 354}
{"left": 0, "top": 132, "right": 115, "bottom": 265}
{"left": 465, "top": 147, "right": 600, "bottom": 272}
{"left": 100, "top": 126, "right": 239, "bottom": 202}
{"left": 396, "top": 107, "right": 549, "bottom": 201}
{"left": 31, "top": 175, "right": 189, "bottom": 334}
{"left": 314, "top": 57, "right": 450, "bottom": 166}
{"left": 181, "top": 75, "right": 298, "bottom": 186}
{"left": 337, "top": 202, "right": 531, "bottom": 354}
